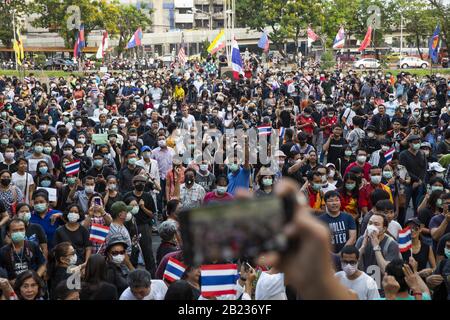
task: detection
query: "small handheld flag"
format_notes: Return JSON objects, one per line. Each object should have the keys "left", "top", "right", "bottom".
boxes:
{"left": 65, "top": 160, "right": 81, "bottom": 176}
{"left": 398, "top": 227, "right": 412, "bottom": 253}
{"left": 384, "top": 147, "right": 395, "bottom": 163}
{"left": 89, "top": 224, "right": 110, "bottom": 244}
{"left": 257, "top": 125, "right": 272, "bottom": 136}
{"left": 429, "top": 25, "right": 440, "bottom": 64}
{"left": 279, "top": 127, "right": 286, "bottom": 139}
{"left": 201, "top": 264, "right": 238, "bottom": 297}
{"left": 163, "top": 257, "right": 186, "bottom": 283}
{"left": 333, "top": 27, "right": 345, "bottom": 49}
{"left": 231, "top": 37, "right": 243, "bottom": 80}
{"left": 258, "top": 33, "right": 270, "bottom": 52}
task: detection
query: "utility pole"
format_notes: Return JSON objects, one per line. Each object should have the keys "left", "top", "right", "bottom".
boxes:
{"left": 400, "top": 14, "right": 403, "bottom": 59}
{"left": 12, "top": 9, "right": 18, "bottom": 71}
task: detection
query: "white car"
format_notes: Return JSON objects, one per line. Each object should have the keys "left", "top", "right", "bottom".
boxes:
{"left": 398, "top": 57, "right": 429, "bottom": 69}
{"left": 353, "top": 58, "right": 381, "bottom": 69}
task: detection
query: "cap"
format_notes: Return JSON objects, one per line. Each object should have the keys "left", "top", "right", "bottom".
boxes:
{"left": 110, "top": 201, "right": 132, "bottom": 217}
{"left": 132, "top": 175, "right": 147, "bottom": 183}
{"left": 428, "top": 162, "right": 446, "bottom": 172}
{"left": 325, "top": 163, "right": 336, "bottom": 168}
{"left": 420, "top": 142, "right": 431, "bottom": 149}
{"left": 105, "top": 233, "right": 129, "bottom": 252}
{"left": 141, "top": 145, "right": 151, "bottom": 153}
{"left": 407, "top": 134, "right": 421, "bottom": 142}
{"left": 406, "top": 217, "right": 422, "bottom": 227}
{"left": 274, "top": 150, "right": 286, "bottom": 158}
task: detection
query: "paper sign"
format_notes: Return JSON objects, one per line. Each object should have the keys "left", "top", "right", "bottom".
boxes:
{"left": 92, "top": 133, "right": 108, "bottom": 145}
{"left": 36, "top": 187, "right": 57, "bottom": 202}
{"left": 100, "top": 67, "right": 108, "bottom": 73}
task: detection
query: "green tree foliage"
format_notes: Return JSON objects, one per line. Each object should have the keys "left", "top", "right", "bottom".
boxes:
{"left": 0, "top": 0, "right": 30, "bottom": 47}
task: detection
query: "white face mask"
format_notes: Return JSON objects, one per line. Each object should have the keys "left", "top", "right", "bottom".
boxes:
{"left": 69, "top": 254, "right": 77, "bottom": 266}
{"left": 79, "top": 138, "right": 86, "bottom": 144}
{"left": 125, "top": 212, "right": 132, "bottom": 221}
{"left": 356, "top": 155, "right": 366, "bottom": 163}
{"left": 67, "top": 212, "right": 80, "bottom": 223}
{"left": 328, "top": 170, "right": 335, "bottom": 178}
{"left": 367, "top": 224, "right": 379, "bottom": 236}
{"left": 75, "top": 148, "right": 83, "bottom": 154}
{"left": 112, "top": 254, "right": 125, "bottom": 264}
{"left": 342, "top": 263, "right": 358, "bottom": 277}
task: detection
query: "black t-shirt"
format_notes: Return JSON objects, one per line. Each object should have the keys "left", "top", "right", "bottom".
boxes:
{"left": 102, "top": 192, "right": 124, "bottom": 214}
{"left": 124, "top": 191, "right": 156, "bottom": 226}
{"left": 26, "top": 223, "right": 47, "bottom": 246}
{"left": 280, "top": 141, "right": 295, "bottom": 158}
{"left": 0, "top": 241, "right": 46, "bottom": 280}
{"left": 53, "top": 225, "right": 91, "bottom": 265}
{"left": 0, "top": 162, "right": 18, "bottom": 173}
{"left": 327, "top": 137, "right": 347, "bottom": 167}
{"left": 279, "top": 110, "right": 294, "bottom": 128}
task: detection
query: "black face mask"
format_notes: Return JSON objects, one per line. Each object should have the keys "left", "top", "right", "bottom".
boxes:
{"left": 134, "top": 183, "right": 145, "bottom": 192}
{"left": 185, "top": 177, "right": 194, "bottom": 186}
{"left": 0, "top": 178, "right": 11, "bottom": 187}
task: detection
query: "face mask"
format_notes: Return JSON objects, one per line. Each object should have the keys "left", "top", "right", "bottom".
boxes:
{"left": 112, "top": 254, "right": 125, "bottom": 265}
{"left": 228, "top": 164, "right": 239, "bottom": 172}
{"left": 367, "top": 224, "right": 379, "bottom": 236}
{"left": 131, "top": 206, "right": 139, "bottom": 215}
{"left": 312, "top": 183, "right": 322, "bottom": 191}
{"left": 128, "top": 158, "right": 137, "bottom": 165}
{"left": 119, "top": 123, "right": 126, "bottom": 128}
{"left": 0, "top": 178, "right": 11, "bottom": 187}
{"left": 85, "top": 186, "right": 94, "bottom": 194}
{"left": 75, "top": 148, "right": 83, "bottom": 154}
{"left": 63, "top": 150, "right": 72, "bottom": 156}
{"left": 4, "top": 152, "right": 14, "bottom": 160}
{"left": 412, "top": 143, "right": 421, "bottom": 151}
{"left": 158, "top": 140, "right": 166, "bottom": 148}
{"left": 125, "top": 212, "right": 132, "bottom": 222}
{"left": 381, "top": 146, "right": 390, "bottom": 152}
{"left": 20, "top": 212, "right": 31, "bottom": 223}
{"left": 11, "top": 231, "right": 26, "bottom": 243}
{"left": 44, "top": 147, "right": 52, "bottom": 154}
{"left": 262, "top": 178, "right": 273, "bottom": 186}
{"left": 413, "top": 112, "right": 420, "bottom": 117}
{"left": 383, "top": 171, "right": 393, "bottom": 179}
{"left": 345, "top": 183, "right": 356, "bottom": 191}
{"left": 367, "top": 132, "right": 375, "bottom": 138}
{"left": 129, "top": 136, "right": 137, "bottom": 142}
{"left": 39, "top": 125, "right": 47, "bottom": 131}
{"left": 342, "top": 263, "right": 358, "bottom": 277}
{"left": 69, "top": 254, "right": 78, "bottom": 266}
{"left": 217, "top": 186, "right": 227, "bottom": 194}
{"left": 67, "top": 212, "right": 80, "bottom": 223}
{"left": 79, "top": 137, "right": 86, "bottom": 144}
{"left": 344, "top": 150, "right": 352, "bottom": 157}
{"left": 356, "top": 155, "right": 366, "bottom": 163}
{"left": 143, "top": 152, "right": 151, "bottom": 159}
{"left": 75, "top": 121, "right": 82, "bottom": 127}
{"left": 134, "top": 183, "right": 145, "bottom": 192}
{"left": 328, "top": 170, "right": 335, "bottom": 178}
{"left": 0, "top": 138, "right": 9, "bottom": 145}
{"left": 67, "top": 177, "right": 77, "bottom": 185}
{"left": 25, "top": 142, "right": 32, "bottom": 148}
{"left": 431, "top": 186, "right": 444, "bottom": 192}
{"left": 445, "top": 248, "right": 450, "bottom": 259}
{"left": 34, "top": 146, "right": 43, "bottom": 153}
{"left": 41, "top": 180, "right": 51, "bottom": 188}
{"left": 94, "top": 159, "right": 103, "bottom": 167}
{"left": 15, "top": 125, "right": 24, "bottom": 132}
{"left": 108, "top": 184, "right": 117, "bottom": 191}
{"left": 110, "top": 129, "right": 118, "bottom": 134}
{"left": 64, "top": 117, "right": 70, "bottom": 123}
{"left": 321, "top": 175, "right": 327, "bottom": 183}
{"left": 328, "top": 113, "right": 334, "bottom": 118}
{"left": 371, "top": 175, "right": 382, "bottom": 184}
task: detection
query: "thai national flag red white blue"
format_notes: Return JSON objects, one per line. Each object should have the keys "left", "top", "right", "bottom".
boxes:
{"left": 127, "top": 28, "right": 143, "bottom": 49}
{"left": 384, "top": 147, "right": 395, "bottom": 163}
{"left": 332, "top": 27, "right": 345, "bottom": 49}
{"left": 257, "top": 125, "right": 272, "bottom": 136}
{"left": 65, "top": 160, "right": 80, "bottom": 176}
{"left": 231, "top": 37, "right": 243, "bottom": 80}
{"left": 398, "top": 227, "right": 412, "bottom": 253}
{"left": 201, "top": 264, "right": 238, "bottom": 297}
{"left": 163, "top": 257, "right": 186, "bottom": 283}
{"left": 257, "top": 33, "right": 270, "bottom": 52}
{"left": 89, "top": 224, "right": 110, "bottom": 244}
{"left": 73, "top": 24, "right": 85, "bottom": 59}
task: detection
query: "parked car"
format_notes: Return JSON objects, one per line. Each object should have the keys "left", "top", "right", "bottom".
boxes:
{"left": 398, "top": 57, "right": 429, "bottom": 69}
{"left": 353, "top": 58, "right": 381, "bottom": 69}
{"left": 44, "top": 58, "right": 76, "bottom": 71}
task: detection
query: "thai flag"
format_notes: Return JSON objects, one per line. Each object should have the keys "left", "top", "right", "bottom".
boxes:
{"left": 258, "top": 125, "right": 272, "bottom": 136}
{"left": 258, "top": 33, "right": 270, "bottom": 52}
{"left": 333, "top": 27, "right": 345, "bottom": 49}
{"left": 279, "top": 127, "right": 286, "bottom": 139}
{"left": 65, "top": 160, "right": 80, "bottom": 176}
{"left": 231, "top": 37, "right": 243, "bottom": 80}
{"left": 163, "top": 257, "right": 186, "bottom": 283}
{"left": 398, "top": 227, "right": 412, "bottom": 253}
{"left": 127, "top": 28, "right": 143, "bottom": 49}
{"left": 89, "top": 224, "right": 110, "bottom": 244}
{"left": 73, "top": 24, "right": 85, "bottom": 59}
{"left": 102, "top": 73, "right": 111, "bottom": 81}
{"left": 384, "top": 147, "right": 395, "bottom": 163}
{"left": 201, "top": 264, "right": 238, "bottom": 298}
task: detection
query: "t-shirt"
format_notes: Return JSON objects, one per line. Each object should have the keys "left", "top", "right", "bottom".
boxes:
{"left": 25, "top": 223, "right": 47, "bottom": 247}
{"left": 429, "top": 214, "right": 450, "bottom": 249}
{"left": 119, "top": 280, "right": 167, "bottom": 300}
{"left": 11, "top": 172, "right": 34, "bottom": 204}
{"left": 319, "top": 212, "right": 356, "bottom": 253}
{"left": 335, "top": 271, "right": 380, "bottom": 300}
{"left": 227, "top": 167, "right": 251, "bottom": 195}
{"left": 388, "top": 220, "right": 403, "bottom": 240}
{"left": 203, "top": 191, "right": 234, "bottom": 204}
{"left": 327, "top": 137, "right": 347, "bottom": 167}
{"left": 29, "top": 209, "right": 64, "bottom": 250}
{"left": 124, "top": 191, "right": 156, "bottom": 226}
{"left": 0, "top": 241, "right": 46, "bottom": 280}
{"left": 53, "top": 225, "right": 92, "bottom": 265}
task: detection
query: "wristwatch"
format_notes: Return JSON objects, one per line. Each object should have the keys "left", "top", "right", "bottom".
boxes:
{"left": 373, "top": 245, "right": 381, "bottom": 252}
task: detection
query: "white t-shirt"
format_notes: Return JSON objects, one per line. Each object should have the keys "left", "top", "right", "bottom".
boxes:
{"left": 255, "top": 272, "right": 287, "bottom": 300}
{"left": 12, "top": 172, "right": 35, "bottom": 204}
{"left": 388, "top": 220, "right": 403, "bottom": 240}
{"left": 119, "top": 280, "right": 167, "bottom": 300}
{"left": 335, "top": 271, "right": 380, "bottom": 300}
{"left": 181, "top": 114, "right": 196, "bottom": 130}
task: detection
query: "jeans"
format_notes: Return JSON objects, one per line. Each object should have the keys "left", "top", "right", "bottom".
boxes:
{"left": 137, "top": 223, "right": 156, "bottom": 277}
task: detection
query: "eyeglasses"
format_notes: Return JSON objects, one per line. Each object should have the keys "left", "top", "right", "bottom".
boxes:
{"left": 110, "top": 250, "right": 125, "bottom": 256}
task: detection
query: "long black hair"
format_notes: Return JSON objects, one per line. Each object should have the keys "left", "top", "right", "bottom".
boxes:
{"left": 81, "top": 254, "right": 107, "bottom": 291}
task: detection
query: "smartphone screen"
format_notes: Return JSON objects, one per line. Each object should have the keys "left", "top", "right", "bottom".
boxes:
{"left": 94, "top": 197, "right": 101, "bottom": 206}
{"left": 179, "top": 197, "right": 290, "bottom": 266}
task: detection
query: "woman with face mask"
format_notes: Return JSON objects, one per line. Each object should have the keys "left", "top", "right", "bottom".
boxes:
{"left": 255, "top": 167, "right": 275, "bottom": 197}
{"left": 81, "top": 194, "right": 112, "bottom": 254}
{"left": 338, "top": 173, "right": 360, "bottom": 224}
{"left": 0, "top": 170, "right": 24, "bottom": 215}
{"left": 102, "top": 176, "right": 123, "bottom": 214}
{"left": 54, "top": 204, "right": 91, "bottom": 268}
{"left": 46, "top": 241, "right": 77, "bottom": 299}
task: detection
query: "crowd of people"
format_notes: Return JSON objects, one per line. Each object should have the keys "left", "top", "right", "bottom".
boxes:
{"left": 0, "top": 49, "right": 449, "bottom": 301}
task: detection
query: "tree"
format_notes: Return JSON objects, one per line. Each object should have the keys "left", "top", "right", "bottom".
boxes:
{"left": 0, "top": 0, "right": 30, "bottom": 47}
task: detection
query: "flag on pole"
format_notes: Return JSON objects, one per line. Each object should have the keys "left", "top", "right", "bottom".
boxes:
{"left": 307, "top": 27, "right": 319, "bottom": 48}
{"left": 231, "top": 37, "right": 243, "bottom": 80}
{"left": 89, "top": 224, "right": 110, "bottom": 244}
{"left": 65, "top": 160, "right": 80, "bottom": 176}
{"left": 207, "top": 29, "right": 226, "bottom": 54}
{"left": 73, "top": 24, "right": 85, "bottom": 59}
{"left": 200, "top": 264, "right": 238, "bottom": 298}
{"left": 13, "top": 27, "right": 24, "bottom": 66}
{"left": 178, "top": 46, "right": 187, "bottom": 66}
{"left": 358, "top": 26, "right": 372, "bottom": 52}
{"left": 127, "top": 28, "right": 143, "bottom": 49}
{"left": 96, "top": 31, "right": 109, "bottom": 59}
{"left": 398, "top": 227, "right": 412, "bottom": 253}
{"left": 163, "top": 257, "right": 186, "bottom": 283}
{"left": 384, "top": 147, "right": 395, "bottom": 163}
{"left": 332, "top": 27, "right": 346, "bottom": 49}
{"left": 258, "top": 33, "right": 270, "bottom": 52}
{"left": 429, "top": 25, "right": 440, "bottom": 64}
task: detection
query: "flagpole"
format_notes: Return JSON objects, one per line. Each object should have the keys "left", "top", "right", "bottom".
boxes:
{"left": 12, "top": 9, "right": 18, "bottom": 72}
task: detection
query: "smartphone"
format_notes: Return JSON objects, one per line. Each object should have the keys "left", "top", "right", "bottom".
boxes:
{"left": 179, "top": 196, "right": 295, "bottom": 266}
{"left": 94, "top": 197, "right": 101, "bottom": 206}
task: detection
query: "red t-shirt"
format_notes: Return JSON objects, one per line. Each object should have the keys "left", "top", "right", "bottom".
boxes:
{"left": 358, "top": 183, "right": 393, "bottom": 211}
{"left": 344, "top": 162, "right": 372, "bottom": 181}
{"left": 320, "top": 116, "right": 338, "bottom": 139}
{"left": 203, "top": 191, "right": 234, "bottom": 204}
{"left": 297, "top": 116, "right": 315, "bottom": 135}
